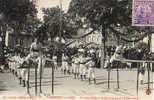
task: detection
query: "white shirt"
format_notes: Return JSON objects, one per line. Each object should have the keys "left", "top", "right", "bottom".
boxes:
{"left": 74, "top": 57, "right": 80, "bottom": 64}
{"left": 15, "top": 55, "right": 23, "bottom": 68}
{"left": 79, "top": 56, "right": 86, "bottom": 64}
{"left": 52, "top": 56, "right": 57, "bottom": 61}
{"left": 86, "top": 60, "right": 95, "bottom": 67}
{"left": 30, "top": 42, "right": 41, "bottom": 51}
{"left": 62, "top": 55, "right": 68, "bottom": 62}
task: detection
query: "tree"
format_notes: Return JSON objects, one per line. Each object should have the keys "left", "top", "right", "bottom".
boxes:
{"left": 0, "top": 0, "right": 37, "bottom": 24}
{"left": 0, "top": 0, "right": 37, "bottom": 48}
{"left": 42, "top": 7, "right": 80, "bottom": 40}
{"left": 24, "top": 15, "right": 41, "bottom": 36}
{"left": 0, "top": 0, "right": 37, "bottom": 40}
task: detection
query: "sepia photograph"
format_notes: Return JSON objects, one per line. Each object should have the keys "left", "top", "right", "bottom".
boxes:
{"left": 0, "top": 0, "right": 153, "bottom": 100}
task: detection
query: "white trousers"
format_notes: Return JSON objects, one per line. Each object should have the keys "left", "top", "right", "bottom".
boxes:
{"left": 17, "top": 69, "right": 22, "bottom": 78}
{"left": 37, "top": 58, "right": 45, "bottom": 76}
{"left": 53, "top": 61, "right": 58, "bottom": 70}
{"left": 0, "top": 65, "right": 5, "bottom": 70}
{"left": 21, "top": 69, "right": 28, "bottom": 81}
{"left": 79, "top": 64, "right": 87, "bottom": 76}
{"left": 73, "top": 64, "right": 80, "bottom": 74}
{"left": 87, "top": 67, "right": 95, "bottom": 79}
{"left": 8, "top": 62, "right": 12, "bottom": 69}
{"left": 12, "top": 62, "right": 16, "bottom": 70}
{"left": 139, "top": 73, "right": 144, "bottom": 81}
{"left": 62, "top": 61, "right": 68, "bottom": 71}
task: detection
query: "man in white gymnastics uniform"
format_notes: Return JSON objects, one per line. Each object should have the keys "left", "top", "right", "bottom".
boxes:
{"left": 72, "top": 54, "right": 80, "bottom": 79}
{"left": 86, "top": 55, "right": 96, "bottom": 84}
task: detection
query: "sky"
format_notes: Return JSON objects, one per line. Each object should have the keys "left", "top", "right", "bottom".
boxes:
{"left": 36, "top": 0, "right": 71, "bottom": 20}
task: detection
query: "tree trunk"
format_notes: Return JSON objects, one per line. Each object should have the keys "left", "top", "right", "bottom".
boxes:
{"left": 101, "top": 25, "right": 106, "bottom": 68}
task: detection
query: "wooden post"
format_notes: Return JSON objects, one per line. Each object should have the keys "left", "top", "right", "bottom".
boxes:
{"left": 27, "top": 61, "right": 31, "bottom": 94}
{"left": 35, "top": 62, "right": 38, "bottom": 96}
{"left": 117, "top": 62, "right": 120, "bottom": 89}
{"left": 136, "top": 62, "right": 139, "bottom": 95}
{"left": 147, "top": 32, "right": 151, "bottom": 93}
{"left": 116, "top": 35, "right": 120, "bottom": 90}
{"left": 39, "top": 57, "right": 43, "bottom": 93}
{"left": 107, "top": 64, "right": 110, "bottom": 89}
{"left": 100, "top": 24, "right": 106, "bottom": 69}
{"left": 52, "top": 62, "right": 54, "bottom": 95}
{"left": 147, "top": 62, "right": 150, "bottom": 90}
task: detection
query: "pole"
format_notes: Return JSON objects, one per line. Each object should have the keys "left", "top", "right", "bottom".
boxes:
{"left": 147, "top": 32, "right": 151, "bottom": 94}
{"left": 101, "top": 25, "right": 106, "bottom": 68}
{"left": 52, "top": 62, "right": 54, "bottom": 95}
{"left": 117, "top": 62, "right": 120, "bottom": 89}
{"left": 59, "top": 0, "right": 62, "bottom": 41}
{"left": 136, "top": 62, "right": 139, "bottom": 95}
{"left": 27, "top": 61, "right": 31, "bottom": 94}
{"left": 39, "top": 57, "right": 43, "bottom": 93}
{"left": 147, "top": 62, "right": 150, "bottom": 90}
{"left": 117, "top": 35, "right": 120, "bottom": 90}
{"left": 35, "top": 62, "right": 38, "bottom": 96}
{"left": 107, "top": 63, "right": 110, "bottom": 89}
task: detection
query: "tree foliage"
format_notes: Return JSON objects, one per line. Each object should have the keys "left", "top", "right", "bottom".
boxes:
{"left": 24, "top": 15, "right": 41, "bottom": 35}
{"left": 69, "top": 0, "right": 131, "bottom": 29}
{"left": 42, "top": 7, "right": 80, "bottom": 40}
{"left": 0, "top": 0, "right": 37, "bottom": 23}
{"left": 68, "top": 0, "right": 153, "bottom": 42}
{"left": 0, "top": 0, "right": 37, "bottom": 34}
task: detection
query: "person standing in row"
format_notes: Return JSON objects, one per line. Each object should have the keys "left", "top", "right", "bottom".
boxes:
{"left": 16, "top": 52, "right": 24, "bottom": 85}
{"left": 52, "top": 55, "right": 58, "bottom": 70}
{"left": 79, "top": 52, "right": 87, "bottom": 81}
{"left": 72, "top": 54, "right": 80, "bottom": 79}
{"left": 61, "top": 53, "right": 69, "bottom": 75}
{"left": 139, "top": 62, "right": 146, "bottom": 84}
{"left": 7, "top": 53, "right": 15, "bottom": 74}
{"left": 86, "top": 54, "right": 96, "bottom": 84}
{"left": 18, "top": 53, "right": 29, "bottom": 87}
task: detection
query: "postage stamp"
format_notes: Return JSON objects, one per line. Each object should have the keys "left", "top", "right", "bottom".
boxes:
{"left": 132, "top": 0, "right": 154, "bottom": 26}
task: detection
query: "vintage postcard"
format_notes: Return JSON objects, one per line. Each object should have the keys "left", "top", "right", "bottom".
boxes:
{"left": 0, "top": 0, "right": 153, "bottom": 100}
